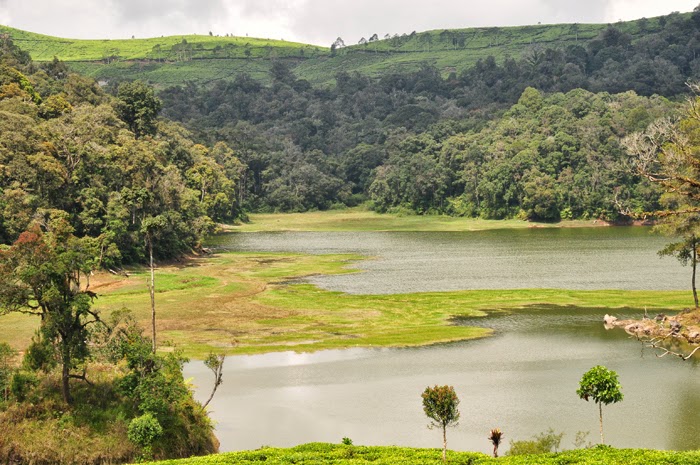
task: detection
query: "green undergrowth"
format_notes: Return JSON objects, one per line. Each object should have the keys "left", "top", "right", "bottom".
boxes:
{"left": 0, "top": 363, "right": 217, "bottom": 465}
{"left": 142, "top": 443, "right": 700, "bottom": 465}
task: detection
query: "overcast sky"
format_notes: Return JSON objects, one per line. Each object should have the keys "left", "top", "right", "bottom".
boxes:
{"left": 0, "top": 0, "right": 698, "bottom": 46}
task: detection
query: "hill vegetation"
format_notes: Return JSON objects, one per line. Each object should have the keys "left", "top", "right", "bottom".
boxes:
{"left": 0, "top": 13, "right": 675, "bottom": 86}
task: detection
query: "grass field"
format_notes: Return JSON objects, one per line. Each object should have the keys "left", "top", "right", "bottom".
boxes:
{"left": 142, "top": 443, "right": 700, "bottom": 465}
{"left": 0, "top": 250, "right": 688, "bottom": 359}
{"left": 0, "top": 14, "right": 674, "bottom": 86}
{"left": 230, "top": 208, "right": 613, "bottom": 232}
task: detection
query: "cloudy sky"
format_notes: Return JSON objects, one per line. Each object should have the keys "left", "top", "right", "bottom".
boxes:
{"left": 0, "top": 0, "right": 698, "bottom": 46}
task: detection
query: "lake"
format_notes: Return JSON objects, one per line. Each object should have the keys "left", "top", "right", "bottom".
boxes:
{"left": 207, "top": 227, "right": 687, "bottom": 293}
{"left": 187, "top": 227, "right": 700, "bottom": 453}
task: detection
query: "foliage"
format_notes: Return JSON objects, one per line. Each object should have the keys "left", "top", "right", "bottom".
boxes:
{"left": 9, "top": 371, "right": 37, "bottom": 402}
{"left": 506, "top": 428, "right": 563, "bottom": 456}
{"left": 139, "top": 443, "right": 700, "bottom": 465}
{"left": 0, "top": 311, "right": 217, "bottom": 464}
{"left": 577, "top": 366, "right": 624, "bottom": 406}
{"left": 488, "top": 428, "right": 503, "bottom": 457}
{"left": 0, "top": 342, "right": 14, "bottom": 401}
{"left": 421, "top": 384, "right": 460, "bottom": 462}
{"left": 116, "top": 80, "right": 162, "bottom": 138}
{"left": 0, "top": 216, "right": 101, "bottom": 404}
{"left": 422, "top": 385, "right": 460, "bottom": 430}
{"left": 129, "top": 412, "right": 164, "bottom": 458}
{"left": 158, "top": 65, "right": 672, "bottom": 219}
{"left": 4, "top": 9, "right": 700, "bottom": 221}
{"left": 577, "top": 365, "right": 623, "bottom": 444}
{"left": 624, "top": 87, "right": 700, "bottom": 307}
{"left": 201, "top": 352, "right": 225, "bottom": 409}
{"left": 0, "top": 39, "right": 244, "bottom": 262}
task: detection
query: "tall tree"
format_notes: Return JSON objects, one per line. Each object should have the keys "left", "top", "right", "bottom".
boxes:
{"left": 116, "top": 80, "right": 162, "bottom": 139}
{"left": 141, "top": 215, "right": 167, "bottom": 353}
{"left": 624, "top": 85, "right": 700, "bottom": 307}
{"left": 0, "top": 214, "right": 100, "bottom": 403}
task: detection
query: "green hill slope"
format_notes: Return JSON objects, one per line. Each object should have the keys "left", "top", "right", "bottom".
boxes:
{"left": 0, "top": 14, "right": 673, "bottom": 86}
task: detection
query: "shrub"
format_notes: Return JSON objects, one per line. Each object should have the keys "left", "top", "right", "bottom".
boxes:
{"left": 506, "top": 428, "right": 564, "bottom": 456}
{"left": 128, "top": 412, "right": 164, "bottom": 448}
{"left": 9, "top": 371, "right": 38, "bottom": 402}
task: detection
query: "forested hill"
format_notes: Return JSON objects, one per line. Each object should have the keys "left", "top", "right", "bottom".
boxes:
{"left": 156, "top": 8, "right": 700, "bottom": 219}
{"left": 0, "top": 11, "right": 684, "bottom": 86}
{"left": 3, "top": 7, "right": 700, "bottom": 223}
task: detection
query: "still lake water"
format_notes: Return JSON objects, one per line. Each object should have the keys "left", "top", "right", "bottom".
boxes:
{"left": 207, "top": 227, "right": 687, "bottom": 293}
{"left": 186, "top": 228, "right": 700, "bottom": 453}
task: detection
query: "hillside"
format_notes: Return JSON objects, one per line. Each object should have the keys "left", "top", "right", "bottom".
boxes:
{"left": 0, "top": 14, "right": 672, "bottom": 86}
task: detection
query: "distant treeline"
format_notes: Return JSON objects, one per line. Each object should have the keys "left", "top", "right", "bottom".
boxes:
{"left": 158, "top": 10, "right": 700, "bottom": 219}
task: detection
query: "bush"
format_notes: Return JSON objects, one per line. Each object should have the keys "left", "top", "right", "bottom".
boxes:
{"left": 0, "top": 343, "right": 15, "bottom": 401}
{"left": 128, "top": 412, "right": 164, "bottom": 448}
{"left": 506, "top": 428, "right": 564, "bottom": 456}
{"left": 9, "top": 371, "right": 38, "bottom": 402}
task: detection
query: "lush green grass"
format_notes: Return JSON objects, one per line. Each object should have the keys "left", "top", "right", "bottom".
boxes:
{"left": 0, "top": 250, "right": 689, "bottom": 359}
{"left": 0, "top": 25, "right": 323, "bottom": 62}
{"left": 229, "top": 208, "right": 609, "bottom": 232}
{"left": 0, "top": 14, "right": 674, "bottom": 86}
{"left": 142, "top": 443, "right": 700, "bottom": 465}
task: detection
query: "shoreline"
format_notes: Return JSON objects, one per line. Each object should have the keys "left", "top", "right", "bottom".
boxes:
{"left": 222, "top": 209, "right": 652, "bottom": 233}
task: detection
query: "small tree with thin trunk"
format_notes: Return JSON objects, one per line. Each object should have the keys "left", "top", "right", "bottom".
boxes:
{"left": 576, "top": 365, "right": 623, "bottom": 445}
{"left": 422, "top": 385, "right": 460, "bottom": 463}
{"left": 201, "top": 353, "right": 225, "bottom": 410}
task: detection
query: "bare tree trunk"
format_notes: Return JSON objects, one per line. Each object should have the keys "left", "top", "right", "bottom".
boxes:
{"left": 149, "top": 239, "right": 156, "bottom": 353}
{"left": 598, "top": 402, "right": 604, "bottom": 445}
{"left": 61, "top": 354, "right": 71, "bottom": 404}
{"left": 692, "top": 239, "right": 698, "bottom": 308}
{"left": 442, "top": 426, "right": 447, "bottom": 463}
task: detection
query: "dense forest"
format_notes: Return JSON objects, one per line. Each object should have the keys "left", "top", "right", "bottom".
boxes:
{"left": 158, "top": 9, "right": 700, "bottom": 218}
{"left": 0, "top": 36, "right": 244, "bottom": 262}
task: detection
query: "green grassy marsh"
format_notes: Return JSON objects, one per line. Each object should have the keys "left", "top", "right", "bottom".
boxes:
{"left": 0, "top": 250, "right": 688, "bottom": 359}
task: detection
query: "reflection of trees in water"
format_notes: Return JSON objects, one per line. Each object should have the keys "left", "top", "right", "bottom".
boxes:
{"left": 456, "top": 305, "right": 646, "bottom": 343}
{"left": 668, "top": 383, "right": 700, "bottom": 450}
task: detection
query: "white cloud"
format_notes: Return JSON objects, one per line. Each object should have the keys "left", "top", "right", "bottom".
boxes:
{"left": 604, "top": 0, "right": 698, "bottom": 22}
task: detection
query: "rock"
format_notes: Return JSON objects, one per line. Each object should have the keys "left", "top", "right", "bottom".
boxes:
{"left": 603, "top": 314, "right": 618, "bottom": 330}
{"left": 624, "top": 323, "right": 641, "bottom": 335}
{"left": 670, "top": 320, "right": 682, "bottom": 334}
{"left": 655, "top": 313, "right": 667, "bottom": 322}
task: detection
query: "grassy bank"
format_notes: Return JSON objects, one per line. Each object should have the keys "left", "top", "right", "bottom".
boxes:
{"left": 143, "top": 443, "right": 700, "bottom": 465}
{"left": 0, "top": 251, "right": 688, "bottom": 359}
{"left": 229, "top": 209, "right": 609, "bottom": 232}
